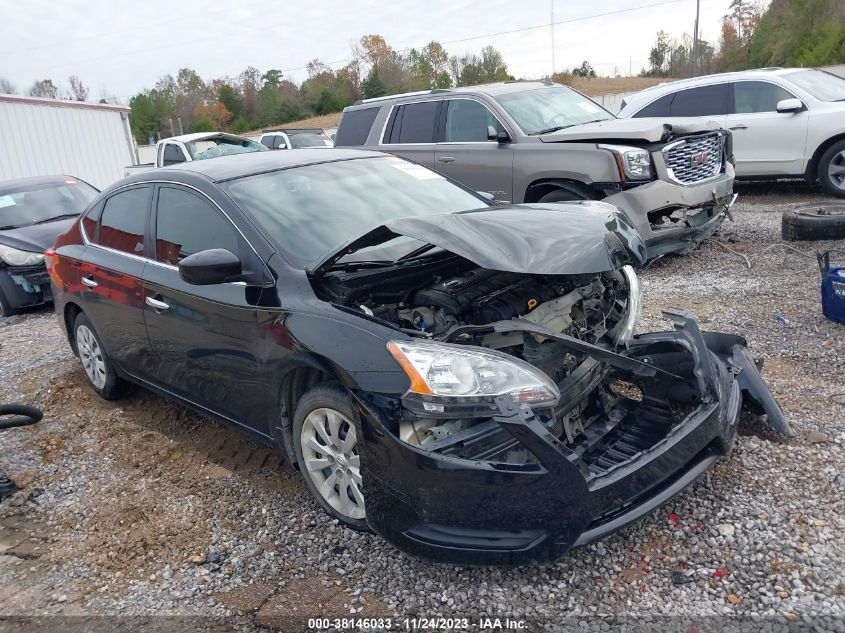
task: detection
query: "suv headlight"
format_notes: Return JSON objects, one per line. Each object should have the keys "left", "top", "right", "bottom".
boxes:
{"left": 387, "top": 340, "right": 560, "bottom": 408}
{"left": 614, "top": 265, "right": 642, "bottom": 346}
{"left": 598, "top": 144, "right": 653, "bottom": 181}
{"left": 0, "top": 245, "right": 45, "bottom": 267}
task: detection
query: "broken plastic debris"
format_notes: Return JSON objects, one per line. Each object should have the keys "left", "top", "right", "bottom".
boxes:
{"left": 775, "top": 313, "right": 790, "bottom": 325}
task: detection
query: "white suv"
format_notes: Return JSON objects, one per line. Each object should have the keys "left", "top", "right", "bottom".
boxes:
{"left": 619, "top": 68, "right": 845, "bottom": 197}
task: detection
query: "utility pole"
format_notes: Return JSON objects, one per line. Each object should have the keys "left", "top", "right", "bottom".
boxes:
{"left": 550, "top": 0, "right": 556, "bottom": 77}
{"left": 692, "top": 0, "right": 700, "bottom": 77}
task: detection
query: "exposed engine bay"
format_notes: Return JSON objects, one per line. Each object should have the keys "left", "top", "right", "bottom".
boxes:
{"left": 315, "top": 256, "right": 641, "bottom": 461}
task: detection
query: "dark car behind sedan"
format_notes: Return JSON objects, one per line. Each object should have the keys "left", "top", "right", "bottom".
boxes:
{"left": 47, "top": 150, "right": 788, "bottom": 565}
{"left": 0, "top": 175, "right": 99, "bottom": 316}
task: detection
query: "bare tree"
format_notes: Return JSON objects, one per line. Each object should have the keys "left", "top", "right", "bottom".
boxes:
{"left": 0, "top": 77, "right": 15, "bottom": 94}
{"left": 68, "top": 75, "right": 89, "bottom": 101}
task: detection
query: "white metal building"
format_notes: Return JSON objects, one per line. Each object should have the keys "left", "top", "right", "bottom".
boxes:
{"left": 0, "top": 94, "right": 136, "bottom": 190}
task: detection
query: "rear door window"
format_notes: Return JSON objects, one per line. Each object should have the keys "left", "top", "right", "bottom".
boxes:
{"left": 97, "top": 187, "right": 151, "bottom": 255}
{"left": 154, "top": 187, "right": 240, "bottom": 266}
{"left": 335, "top": 107, "right": 380, "bottom": 146}
{"left": 669, "top": 84, "right": 729, "bottom": 117}
{"left": 732, "top": 81, "right": 795, "bottom": 113}
{"left": 384, "top": 101, "right": 440, "bottom": 144}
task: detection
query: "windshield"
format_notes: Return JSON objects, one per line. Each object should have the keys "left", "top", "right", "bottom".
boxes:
{"left": 224, "top": 156, "right": 487, "bottom": 268}
{"left": 783, "top": 69, "right": 845, "bottom": 102}
{"left": 290, "top": 133, "right": 333, "bottom": 148}
{"left": 186, "top": 137, "right": 267, "bottom": 161}
{"left": 494, "top": 86, "right": 614, "bottom": 134}
{"left": 0, "top": 179, "right": 99, "bottom": 229}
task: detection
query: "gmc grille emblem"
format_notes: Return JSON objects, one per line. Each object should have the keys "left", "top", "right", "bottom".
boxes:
{"left": 689, "top": 151, "right": 710, "bottom": 167}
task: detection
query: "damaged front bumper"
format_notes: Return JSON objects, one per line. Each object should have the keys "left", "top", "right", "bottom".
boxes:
{"left": 354, "top": 309, "right": 788, "bottom": 565}
{"left": 604, "top": 163, "right": 736, "bottom": 261}
{"left": 0, "top": 265, "right": 53, "bottom": 310}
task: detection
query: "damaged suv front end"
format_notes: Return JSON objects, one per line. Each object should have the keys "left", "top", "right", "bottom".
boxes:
{"left": 307, "top": 200, "right": 788, "bottom": 565}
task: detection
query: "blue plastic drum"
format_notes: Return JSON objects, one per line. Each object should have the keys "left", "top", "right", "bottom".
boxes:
{"left": 821, "top": 266, "right": 845, "bottom": 324}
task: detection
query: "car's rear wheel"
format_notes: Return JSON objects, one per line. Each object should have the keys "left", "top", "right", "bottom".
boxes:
{"left": 818, "top": 140, "right": 845, "bottom": 198}
{"left": 292, "top": 382, "right": 368, "bottom": 530}
{"left": 73, "top": 312, "right": 124, "bottom": 400}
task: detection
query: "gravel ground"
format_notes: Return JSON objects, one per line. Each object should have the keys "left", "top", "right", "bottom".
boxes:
{"left": 0, "top": 182, "right": 843, "bottom": 632}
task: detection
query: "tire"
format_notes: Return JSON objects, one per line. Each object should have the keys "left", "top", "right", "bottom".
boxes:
{"left": 0, "top": 287, "right": 16, "bottom": 318}
{"left": 72, "top": 312, "right": 125, "bottom": 400}
{"left": 781, "top": 203, "right": 845, "bottom": 241}
{"left": 538, "top": 187, "right": 588, "bottom": 203}
{"left": 292, "top": 381, "right": 368, "bottom": 530}
{"left": 818, "top": 140, "right": 845, "bottom": 198}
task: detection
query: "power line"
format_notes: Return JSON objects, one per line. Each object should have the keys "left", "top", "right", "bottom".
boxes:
{"left": 279, "top": 0, "right": 690, "bottom": 74}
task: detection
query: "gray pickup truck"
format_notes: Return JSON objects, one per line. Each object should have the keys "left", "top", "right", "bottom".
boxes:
{"left": 335, "top": 81, "right": 736, "bottom": 259}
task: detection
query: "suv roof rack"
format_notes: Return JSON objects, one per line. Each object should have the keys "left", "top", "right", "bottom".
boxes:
{"left": 353, "top": 87, "right": 455, "bottom": 106}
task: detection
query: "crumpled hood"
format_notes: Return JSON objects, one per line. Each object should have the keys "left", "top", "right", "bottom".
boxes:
{"left": 539, "top": 117, "right": 724, "bottom": 143}
{"left": 312, "top": 202, "right": 647, "bottom": 275}
{"left": 0, "top": 217, "right": 76, "bottom": 253}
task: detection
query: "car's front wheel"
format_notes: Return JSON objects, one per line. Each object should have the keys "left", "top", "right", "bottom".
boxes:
{"left": 73, "top": 312, "right": 125, "bottom": 400}
{"left": 818, "top": 140, "right": 845, "bottom": 198}
{"left": 292, "top": 382, "right": 368, "bottom": 530}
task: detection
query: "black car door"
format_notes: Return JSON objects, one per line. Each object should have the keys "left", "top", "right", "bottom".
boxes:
{"left": 76, "top": 185, "right": 158, "bottom": 378}
{"left": 141, "top": 184, "right": 270, "bottom": 435}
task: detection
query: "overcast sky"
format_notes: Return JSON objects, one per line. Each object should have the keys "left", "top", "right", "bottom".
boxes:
{"left": 1, "top": 0, "right": 737, "bottom": 101}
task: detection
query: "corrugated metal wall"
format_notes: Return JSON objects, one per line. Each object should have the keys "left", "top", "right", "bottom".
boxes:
{"left": 0, "top": 98, "right": 136, "bottom": 190}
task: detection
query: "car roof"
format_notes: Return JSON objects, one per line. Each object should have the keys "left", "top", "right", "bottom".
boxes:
{"left": 0, "top": 174, "right": 87, "bottom": 193}
{"left": 621, "top": 68, "right": 808, "bottom": 110}
{"left": 161, "top": 131, "right": 255, "bottom": 144}
{"left": 126, "top": 148, "right": 385, "bottom": 183}
{"left": 346, "top": 81, "right": 562, "bottom": 110}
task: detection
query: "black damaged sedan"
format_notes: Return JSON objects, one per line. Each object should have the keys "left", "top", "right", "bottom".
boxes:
{"left": 48, "top": 149, "right": 790, "bottom": 564}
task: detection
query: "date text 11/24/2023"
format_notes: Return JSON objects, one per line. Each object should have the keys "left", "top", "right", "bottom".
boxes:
{"left": 307, "top": 617, "right": 527, "bottom": 630}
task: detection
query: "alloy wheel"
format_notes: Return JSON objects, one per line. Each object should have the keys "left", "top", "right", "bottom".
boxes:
{"left": 300, "top": 407, "right": 365, "bottom": 520}
{"left": 76, "top": 324, "right": 107, "bottom": 389}
{"left": 828, "top": 150, "right": 845, "bottom": 192}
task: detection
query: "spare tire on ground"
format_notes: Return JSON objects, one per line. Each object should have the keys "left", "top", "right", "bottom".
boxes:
{"left": 781, "top": 202, "right": 845, "bottom": 241}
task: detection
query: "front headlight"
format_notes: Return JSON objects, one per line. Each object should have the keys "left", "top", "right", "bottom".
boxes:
{"left": 387, "top": 340, "right": 560, "bottom": 408}
{"left": 599, "top": 144, "right": 653, "bottom": 181}
{"left": 0, "top": 244, "right": 45, "bottom": 267}
{"left": 614, "top": 265, "right": 642, "bottom": 346}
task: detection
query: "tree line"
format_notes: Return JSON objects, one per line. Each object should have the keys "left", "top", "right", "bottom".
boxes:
{"left": 128, "top": 35, "right": 515, "bottom": 143}
{"left": 642, "top": 0, "right": 844, "bottom": 78}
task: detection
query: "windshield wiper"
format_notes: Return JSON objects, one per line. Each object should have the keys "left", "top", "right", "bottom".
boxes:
{"left": 328, "top": 259, "right": 395, "bottom": 272}
{"left": 533, "top": 125, "right": 573, "bottom": 135}
{"left": 0, "top": 225, "right": 18, "bottom": 230}
{"left": 33, "top": 213, "right": 79, "bottom": 225}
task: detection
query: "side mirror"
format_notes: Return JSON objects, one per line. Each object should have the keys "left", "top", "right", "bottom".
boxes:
{"left": 776, "top": 98, "right": 804, "bottom": 114}
{"left": 487, "top": 125, "right": 498, "bottom": 141}
{"left": 487, "top": 126, "right": 511, "bottom": 143}
{"left": 179, "top": 248, "right": 243, "bottom": 285}
{"left": 496, "top": 130, "right": 511, "bottom": 143}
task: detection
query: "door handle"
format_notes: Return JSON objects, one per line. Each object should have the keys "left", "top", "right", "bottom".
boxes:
{"left": 81, "top": 276, "right": 98, "bottom": 288}
{"left": 437, "top": 156, "right": 456, "bottom": 163}
{"left": 729, "top": 124, "right": 748, "bottom": 130}
{"left": 145, "top": 295, "right": 170, "bottom": 311}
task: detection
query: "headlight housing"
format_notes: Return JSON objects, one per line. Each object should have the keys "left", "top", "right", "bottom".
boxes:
{"left": 614, "top": 265, "right": 642, "bottom": 347}
{"left": 387, "top": 340, "right": 560, "bottom": 409}
{"left": 598, "top": 144, "right": 653, "bottom": 181}
{"left": 0, "top": 244, "right": 45, "bottom": 267}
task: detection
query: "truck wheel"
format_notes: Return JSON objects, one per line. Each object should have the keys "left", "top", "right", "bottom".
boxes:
{"left": 73, "top": 312, "right": 125, "bottom": 400}
{"left": 539, "top": 186, "right": 588, "bottom": 203}
{"left": 781, "top": 203, "right": 845, "bottom": 241}
{"left": 818, "top": 140, "right": 845, "bottom": 198}
{"left": 293, "top": 381, "right": 368, "bottom": 530}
